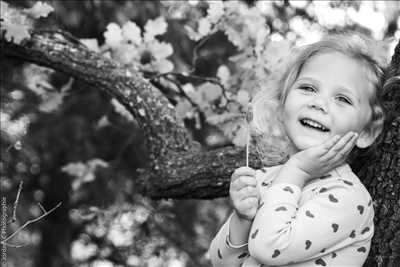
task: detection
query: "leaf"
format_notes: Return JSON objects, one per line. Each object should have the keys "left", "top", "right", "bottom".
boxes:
{"left": 122, "top": 21, "right": 142, "bottom": 45}
{"left": 87, "top": 159, "right": 109, "bottom": 169}
{"left": 38, "top": 78, "right": 73, "bottom": 113}
{"left": 232, "top": 123, "right": 248, "bottom": 147}
{"left": 198, "top": 18, "right": 211, "bottom": 37}
{"left": 23, "top": 1, "right": 54, "bottom": 18}
{"left": 147, "top": 41, "right": 173, "bottom": 59}
{"left": 236, "top": 89, "right": 250, "bottom": 106}
{"left": 152, "top": 59, "right": 174, "bottom": 73}
{"left": 39, "top": 91, "right": 66, "bottom": 112}
{"left": 61, "top": 159, "right": 108, "bottom": 191}
{"left": 143, "top": 17, "right": 168, "bottom": 41}
{"left": 112, "top": 43, "right": 139, "bottom": 65}
{"left": 71, "top": 239, "right": 98, "bottom": 261}
{"left": 207, "top": 1, "right": 225, "bottom": 23}
{"left": 175, "top": 99, "right": 193, "bottom": 122}
{"left": 96, "top": 116, "right": 110, "bottom": 128}
{"left": 62, "top": 162, "right": 87, "bottom": 178}
{"left": 3, "top": 23, "right": 31, "bottom": 44}
{"left": 104, "top": 23, "right": 123, "bottom": 48}
{"left": 197, "top": 82, "right": 222, "bottom": 102}
{"left": 182, "top": 83, "right": 203, "bottom": 107}
{"left": 23, "top": 64, "right": 54, "bottom": 95}
{"left": 60, "top": 77, "right": 74, "bottom": 93}
{"left": 216, "top": 65, "right": 230, "bottom": 86}
{"left": 1, "top": 1, "right": 32, "bottom": 43}
{"left": 184, "top": 25, "right": 202, "bottom": 41}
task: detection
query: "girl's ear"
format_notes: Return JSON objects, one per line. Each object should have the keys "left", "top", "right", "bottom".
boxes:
{"left": 356, "top": 106, "right": 384, "bottom": 148}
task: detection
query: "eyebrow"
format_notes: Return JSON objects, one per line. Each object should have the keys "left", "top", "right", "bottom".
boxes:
{"left": 296, "top": 77, "right": 361, "bottom": 104}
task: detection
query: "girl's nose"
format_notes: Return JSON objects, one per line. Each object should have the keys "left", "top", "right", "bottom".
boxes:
{"left": 308, "top": 97, "right": 328, "bottom": 113}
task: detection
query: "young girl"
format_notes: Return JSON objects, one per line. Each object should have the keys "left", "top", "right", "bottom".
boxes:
{"left": 209, "top": 32, "right": 386, "bottom": 267}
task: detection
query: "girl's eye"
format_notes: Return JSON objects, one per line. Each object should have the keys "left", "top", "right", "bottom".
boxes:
{"left": 298, "top": 85, "right": 315, "bottom": 92}
{"left": 337, "top": 95, "right": 352, "bottom": 105}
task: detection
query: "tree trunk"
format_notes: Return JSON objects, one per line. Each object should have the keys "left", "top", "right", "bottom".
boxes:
{"left": 353, "top": 41, "right": 400, "bottom": 267}
{"left": 2, "top": 31, "right": 399, "bottom": 266}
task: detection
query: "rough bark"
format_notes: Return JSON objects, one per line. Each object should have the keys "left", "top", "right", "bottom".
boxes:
{"left": 1, "top": 30, "right": 269, "bottom": 199}
{"left": 2, "top": 30, "right": 399, "bottom": 265}
{"left": 354, "top": 41, "right": 400, "bottom": 267}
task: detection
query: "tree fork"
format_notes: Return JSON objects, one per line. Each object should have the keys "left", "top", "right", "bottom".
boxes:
{"left": 1, "top": 30, "right": 268, "bottom": 198}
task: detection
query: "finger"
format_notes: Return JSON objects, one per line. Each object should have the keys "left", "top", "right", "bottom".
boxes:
{"left": 323, "top": 132, "right": 355, "bottom": 160}
{"left": 232, "top": 167, "right": 256, "bottom": 180}
{"left": 243, "top": 196, "right": 258, "bottom": 206}
{"left": 231, "top": 175, "right": 257, "bottom": 189}
{"left": 331, "top": 133, "right": 358, "bottom": 162}
{"left": 237, "top": 186, "right": 258, "bottom": 200}
{"left": 237, "top": 176, "right": 257, "bottom": 187}
{"left": 241, "top": 197, "right": 259, "bottom": 210}
{"left": 320, "top": 134, "right": 341, "bottom": 153}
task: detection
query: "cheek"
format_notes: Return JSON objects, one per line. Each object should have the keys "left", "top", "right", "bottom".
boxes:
{"left": 334, "top": 110, "right": 369, "bottom": 134}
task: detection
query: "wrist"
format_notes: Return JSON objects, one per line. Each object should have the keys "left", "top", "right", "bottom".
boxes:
{"left": 233, "top": 209, "right": 254, "bottom": 223}
{"left": 272, "top": 159, "right": 311, "bottom": 188}
{"left": 229, "top": 211, "right": 252, "bottom": 247}
{"left": 286, "top": 158, "right": 313, "bottom": 180}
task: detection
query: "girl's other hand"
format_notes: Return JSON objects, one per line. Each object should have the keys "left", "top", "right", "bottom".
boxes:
{"left": 288, "top": 131, "right": 358, "bottom": 179}
{"left": 230, "top": 166, "right": 259, "bottom": 221}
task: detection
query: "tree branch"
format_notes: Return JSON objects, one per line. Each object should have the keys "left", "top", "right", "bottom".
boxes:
{"left": 2, "top": 30, "right": 279, "bottom": 199}
{"left": 10, "top": 181, "right": 23, "bottom": 224}
{"left": 1, "top": 202, "right": 62, "bottom": 245}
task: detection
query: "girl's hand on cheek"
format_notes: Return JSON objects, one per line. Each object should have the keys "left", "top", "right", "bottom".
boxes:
{"left": 230, "top": 167, "right": 259, "bottom": 221}
{"left": 288, "top": 131, "right": 358, "bottom": 179}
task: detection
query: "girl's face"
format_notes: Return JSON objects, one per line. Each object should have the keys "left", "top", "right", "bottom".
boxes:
{"left": 282, "top": 51, "right": 374, "bottom": 152}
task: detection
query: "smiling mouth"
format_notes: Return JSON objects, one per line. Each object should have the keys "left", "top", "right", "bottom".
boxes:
{"left": 299, "top": 118, "right": 330, "bottom": 132}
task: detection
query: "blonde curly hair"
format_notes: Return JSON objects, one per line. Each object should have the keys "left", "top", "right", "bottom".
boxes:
{"left": 251, "top": 31, "right": 386, "bottom": 165}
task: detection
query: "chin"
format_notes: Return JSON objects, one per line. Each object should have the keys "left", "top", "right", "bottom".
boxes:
{"left": 291, "top": 136, "right": 327, "bottom": 151}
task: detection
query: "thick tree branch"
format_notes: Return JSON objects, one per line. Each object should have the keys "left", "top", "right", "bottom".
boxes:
{"left": 2, "top": 31, "right": 192, "bottom": 157}
{"left": 1, "top": 30, "right": 274, "bottom": 198}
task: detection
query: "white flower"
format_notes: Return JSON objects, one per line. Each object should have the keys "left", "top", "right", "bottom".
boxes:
{"left": 107, "top": 220, "right": 134, "bottom": 247}
{"left": 71, "top": 239, "right": 98, "bottom": 261}
{"left": 122, "top": 21, "right": 142, "bottom": 45}
{"left": 104, "top": 23, "right": 123, "bottom": 48}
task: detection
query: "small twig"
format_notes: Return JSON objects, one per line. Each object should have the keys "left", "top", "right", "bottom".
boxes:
{"left": 161, "top": 75, "right": 199, "bottom": 109}
{"left": 37, "top": 202, "right": 46, "bottom": 214}
{"left": 150, "top": 71, "right": 235, "bottom": 106}
{"left": 1, "top": 202, "right": 62, "bottom": 245}
{"left": 11, "top": 181, "right": 23, "bottom": 223}
{"left": 3, "top": 242, "right": 28, "bottom": 248}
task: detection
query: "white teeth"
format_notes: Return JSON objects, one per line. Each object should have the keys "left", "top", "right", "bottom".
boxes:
{"left": 301, "top": 119, "right": 329, "bottom": 132}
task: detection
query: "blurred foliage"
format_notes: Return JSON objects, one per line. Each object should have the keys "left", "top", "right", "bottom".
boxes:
{"left": 1, "top": 1, "right": 399, "bottom": 267}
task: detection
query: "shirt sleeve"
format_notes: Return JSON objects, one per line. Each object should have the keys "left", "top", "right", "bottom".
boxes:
{"left": 208, "top": 213, "right": 250, "bottom": 267}
{"left": 248, "top": 180, "right": 369, "bottom": 266}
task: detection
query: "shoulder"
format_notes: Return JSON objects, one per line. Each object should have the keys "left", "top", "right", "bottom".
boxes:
{"left": 335, "top": 168, "right": 373, "bottom": 205}
{"left": 312, "top": 168, "right": 374, "bottom": 219}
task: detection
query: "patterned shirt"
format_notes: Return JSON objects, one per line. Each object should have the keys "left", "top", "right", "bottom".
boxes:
{"left": 209, "top": 164, "right": 374, "bottom": 267}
